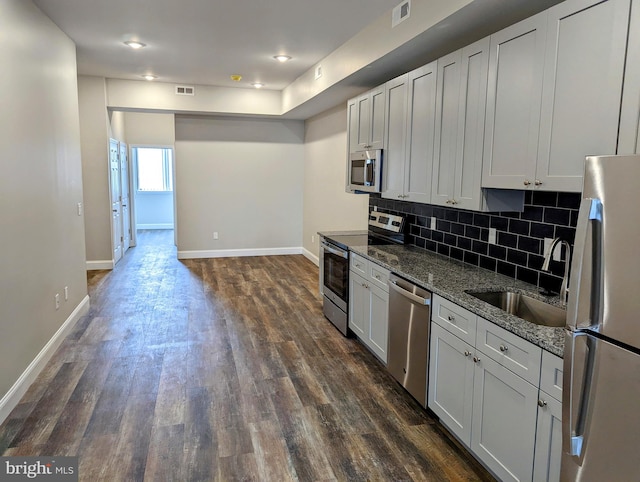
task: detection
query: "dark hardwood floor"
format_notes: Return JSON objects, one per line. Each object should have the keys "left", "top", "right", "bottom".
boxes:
{"left": 0, "top": 229, "right": 494, "bottom": 481}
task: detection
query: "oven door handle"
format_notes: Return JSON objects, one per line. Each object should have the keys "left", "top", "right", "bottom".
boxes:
{"left": 321, "top": 242, "right": 348, "bottom": 259}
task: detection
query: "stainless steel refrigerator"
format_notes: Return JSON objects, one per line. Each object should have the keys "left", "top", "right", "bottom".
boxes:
{"left": 562, "top": 154, "right": 640, "bottom": 481}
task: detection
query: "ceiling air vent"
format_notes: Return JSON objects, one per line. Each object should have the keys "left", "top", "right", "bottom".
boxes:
{"left": 175, "top": 85, "right": 195, "bottom": 96}
{"left": 392, "top": 0, "right": 411, "bottom": 28}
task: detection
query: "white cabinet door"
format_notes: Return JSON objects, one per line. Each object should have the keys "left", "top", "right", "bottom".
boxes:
{"left": 483, "top": 12, "right": 547, "bottom": 190}
{"left": 432, "top": 50, "right": 461, "bottom": 207}
{"left": 619, "top": 0, "right": 640, "bottom": 154}
{"left": 348, "top": 86, "right": 386, "bottom": 153}
{"left": 454, "top": 38, "right": 490, "bottom": 211}
{"left": 404, "top": 62, "right": 437, "bottom": 204}
{"left": 471, "top": 354, "right": 538, "bottom": 482}
{"left": 356, "top": 95, "right": 371, "bottom": 151}
{"left": 383, "top": 74, "right": 408, "bottom": 200}
{"left": 369, "top": 86, "right": 386, "bottom": 150}
{"left": 537, "top": 0, "right": 630, "bottom": 192}
{"left": 428, "top": 323, "right": 474, "bottom": 445}
{"left": 349, "top": 272, "right": 367, "bottom": 339}
{"left": 533, "top": 393, "right": 562, "bottom": 482}
{"left": 347, "top": 98, "right": 359, "bottom": 154}
{"left": 367, "top": 284, "right": 389, "bottom": 363}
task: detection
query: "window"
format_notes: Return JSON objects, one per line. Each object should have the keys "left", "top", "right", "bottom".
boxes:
{"left": 134, "top": 147, "right": 173, "bottom": 192}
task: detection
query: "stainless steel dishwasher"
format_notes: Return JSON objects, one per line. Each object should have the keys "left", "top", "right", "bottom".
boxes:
{"left": 387, "top": 273, "right": 432, "bottom": 407}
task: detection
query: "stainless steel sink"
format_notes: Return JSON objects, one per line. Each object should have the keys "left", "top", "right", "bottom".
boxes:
{"left": 466, "top": 290, "right": 566, "bottom": 327}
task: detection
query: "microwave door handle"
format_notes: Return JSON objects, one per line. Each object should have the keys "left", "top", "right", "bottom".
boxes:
{"left": 365, "top": 159, "right": 374, "bottom": 187}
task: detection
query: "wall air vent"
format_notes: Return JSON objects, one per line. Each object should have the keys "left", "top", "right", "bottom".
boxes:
{"left": 175, "top": 85, "right": 195, "bottom": 96}
{"left": 392, "top": 0, "right": 411, "bottom": 28}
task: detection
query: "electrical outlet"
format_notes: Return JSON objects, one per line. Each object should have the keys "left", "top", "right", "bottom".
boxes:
{"left": 213, "top": 232, "right": 219, "bottom": 240}
{"left": 64, "top": 286, "right": 69, "bottom": 301}
{"left": 55, "top": 294, "right": 60, "bottom": 310}
{"left": 77, "top": 202, "right": 83, "bottom": 216}
{"left": 430, "top": 217, "right": 437, "bottom": 230}
{"left": 488, "top": 228, "right": 497, "bottom": 245}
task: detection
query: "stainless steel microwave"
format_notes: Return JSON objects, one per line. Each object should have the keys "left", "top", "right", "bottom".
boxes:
{"left": 348, "top": 149, "right": 382, "bottom": 193}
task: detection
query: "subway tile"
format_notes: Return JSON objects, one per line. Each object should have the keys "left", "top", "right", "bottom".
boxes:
{"left": 416, "top": 216, "right": 428, "bottom": 227}
{"left": 411, "top": 225, "right": 421, "bottom": 236}
{"left": 529, "top": 254, "right": 545, "bottom": 271}
{"left": 521, "top": 206, "right": 544, "bottom": 222}
{"left": 490, "top": 216, "right": 509, "bottom": 231}
{"left": 450, "top": 223, "right": 466, "bottom": 236}
{"left": 474, "top": 214, "right": 490, "bottom": 228}
{"left": 499, "top": 211, "right": 521, "bottom": 219}
{"left": 518, "top": 236, "right": 541, "bottom": 254}
{"left": 480, "top": 229, "right": 489, "bottom": 242}
{"left": 507, "top": 249, "right": 528, "bottom": 266}
{"left": 425, "top": 240, "right": 437, "bottom": 252}
{"left": 555, "top": 226, "right": 576, "bottom": 243}
{"left": 459, "top": 211, "right": 474, "bottom": 225}
{"left": 415, "top": 237, "right": 426, "bottom": 249}
{"left": 516, "top": 266, "right": 539, "bottom": 285}
{"left": 433, "top": 207, "right": 447, "bottom": 219}
{"left": 488, "top": 244, "right": 507, "bottom": 259}
{"left": 472, "top": 240, "right": 489, "bottom": 255}
{"left": 532, "top": 191, "right": 558, "bottom": 207}
{"left": 432, "top": 231, "right": 444, "bottom": 243}
{"left": 539, "top": 272, "right": 562, "bottom": 295}
{"left": 444, "top": 233, "right": 457, "bottom": 246}
{"left": 524, "top": 190, "right": 533, "bottom": 205}
{"left": 497, "top": 261, "right": 516, "bottom": 278}
{"left": 530, "top": 222, "right": 554, "bottom": 239}
{"left": 479, "top": 256, "right": 497, "bottom": 272}
{"left": 509, "top": 219, "right": 530, "bottom": 235}
{"left": 570, "top": 210, "right": 579, "bottom": 227}
{"left": 464, "top": 251, "right": 479, "bottom": 266}
{"left": 439, "top": 220, "right": 452, "bottom": 233}
{"left": 445, "top": 209, "right": 459, "bottom": 222}
{"left": 458, "top": 237, "right": 472, "bottom": 251}
{"left": 437, "top": 244, "right": 450, "bottom": 257}
{"left": 498, "top": 232, "right": 518, "bottom": 248}
{"left": 465, "top": 226, "right": 481, "bottom": 240}
{"left": 544, "top": 207, "right": 571, "bottom": 226}
{"left": 451, "top": 247, "right": 464, "bottom": 261}
{"left": 420, "top": 227, "right": 432, "bottom": 239}
{"left": 558, "top": 192, "right": 581, "bottom": 209}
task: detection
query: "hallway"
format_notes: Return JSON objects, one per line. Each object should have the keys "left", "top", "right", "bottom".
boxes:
{"left": 0, "top": 230, "right": 491, "bottom": 481}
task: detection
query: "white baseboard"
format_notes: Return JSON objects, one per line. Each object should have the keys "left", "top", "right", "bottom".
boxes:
{"left": 178, "top": 247, "right": 303, "bottom": 260}
{"left": 302, "top": 248, "right": 319, "bottom": 266}
{"left": 137, "top": 224, "right": 174, "bottom": 230}
{"left": 0, "top": 295, "right": 90, "bottom": 424}
{"left": 86, "top": 260, "right": 114, "bottom": 271}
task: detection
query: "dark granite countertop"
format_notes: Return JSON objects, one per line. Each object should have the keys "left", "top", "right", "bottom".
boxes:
{"left": 347, "top": 243, "right": 565, "bottom": 358}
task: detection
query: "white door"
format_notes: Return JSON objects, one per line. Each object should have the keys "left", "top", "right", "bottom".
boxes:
{"left": 119, "top": 142, "right": 131, "bottom": 252}
{"left": 109, "top": 139, "right": 122, "bottom": 264}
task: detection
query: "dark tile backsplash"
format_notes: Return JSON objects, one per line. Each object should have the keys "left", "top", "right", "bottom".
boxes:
{"left": 369, "top": 190, "right": 581, "bottom": 294}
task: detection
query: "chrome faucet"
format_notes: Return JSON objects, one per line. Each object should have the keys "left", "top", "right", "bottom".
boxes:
{"left": 542, "top": 238, "right": 572, "bottom": 306}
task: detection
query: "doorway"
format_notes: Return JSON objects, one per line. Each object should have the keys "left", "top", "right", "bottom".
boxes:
{"left": 131, "top": 146, "right": 176, "bottom": 239}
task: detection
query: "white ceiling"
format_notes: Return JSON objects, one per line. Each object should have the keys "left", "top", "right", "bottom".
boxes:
{"left": 33, "top": 0, "right": 399, "bottom": 91}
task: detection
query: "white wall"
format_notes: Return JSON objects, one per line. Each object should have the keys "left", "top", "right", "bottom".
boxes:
{"left": 135, "top": 192, "right": 174, "bottom": 229}
{"left": 174, "top": 115, "right": 304, "bottom": 257}
{"left": 0, "top": 0, "right": 88, "bottom": 414}
{"left": 303, "top": 104, "right": 369, "bottom": 263}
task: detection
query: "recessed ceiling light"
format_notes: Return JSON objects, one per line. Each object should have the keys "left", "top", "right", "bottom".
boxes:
{"left": 273, "top": 55, "right": 292, "bottom": 63}
{"left": 251, "top": 82, "right": 264, "bottom": 88}
{"left": 230, "top": 74, "right": 242, "bottom": 82}
{"left": 124, "top": 41, "right": 146, "bottom": 49}
{"left": 142, "top": 74, "right": 157, "bottom": 81}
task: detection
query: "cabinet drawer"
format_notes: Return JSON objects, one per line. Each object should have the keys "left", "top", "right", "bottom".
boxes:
{"left": 540, "top": 351, "right": 563, "bottom": 402}
{"left": 350, "top": 253, "right": 368, "bottom": 276}
{"left": 432, "top": 295, "right": 477, "bottom": 346}
{"left": 369, "top": 263, "right": 390, "bottom": 291}
{"left": 476, "top": 317, "right": 542, "bottom": 386}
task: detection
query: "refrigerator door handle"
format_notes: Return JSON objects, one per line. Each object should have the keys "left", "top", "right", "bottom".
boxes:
{"left": 565, "top": 332, "right": 597, "bottom": 458}
{"left": 567, "top": 198, "right": 603, "bottom": 331}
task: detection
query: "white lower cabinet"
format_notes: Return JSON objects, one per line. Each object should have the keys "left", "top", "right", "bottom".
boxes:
{"left": 349, "top": 254, "right": 390, "bottom": 363}
{"left": 429, "top": 294, "right": 560, "bottom": 482}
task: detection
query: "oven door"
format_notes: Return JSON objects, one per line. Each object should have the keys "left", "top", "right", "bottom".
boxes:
{"left": 321, "top": 241, "right": 349, "bottom": 311}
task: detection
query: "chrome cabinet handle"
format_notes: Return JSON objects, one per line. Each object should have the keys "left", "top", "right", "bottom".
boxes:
{"left": 464, "top": 351, "right": 471, "bottom": 357}
{"left": 535, "top": 180, "right": 542, "bottom": 186}
{"left": 473, "top": 356, "right": 480, "bottom": 363}
{"left": 524, "top": 180, "right": 531, "bottom": 186}
{"left": 450, "top": 200, "right": 458, "bottom": 205}
{"left": 447, "top": 315, "right": 455, "bottom": 322}
{"left": 374, "top": 274, "right": 381, "bottom": 280}
{"left": 499, "top": 345, "right": 508, "bottom": 352}
{"left": 538, "top": 399, "right": 548, "bottom": 408}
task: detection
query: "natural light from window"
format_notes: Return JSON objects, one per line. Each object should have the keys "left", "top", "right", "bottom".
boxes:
{"left": 135, "top": 147, "right": 173, "bottom": 192}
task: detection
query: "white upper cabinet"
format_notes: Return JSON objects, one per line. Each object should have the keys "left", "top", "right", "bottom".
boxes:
{"left": 348, "top": 86, "right": 386, "bottom": 153}
{"left": 383, "top": 62, "right": 437, "bottom": 203}
{"left": 619, "top": 0, "right": 640, "bottom": 154}
{"left": 484, "top": 0, "right": 630, "bottom": 192}
{"left": 482, "top": 12, "right": 547, "bottom": 190}
{"left": 537, "top": 0, "right": 630, "bottom": 192}
{"left": 432, "top": 38, "right": 490, "bottom": 210}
